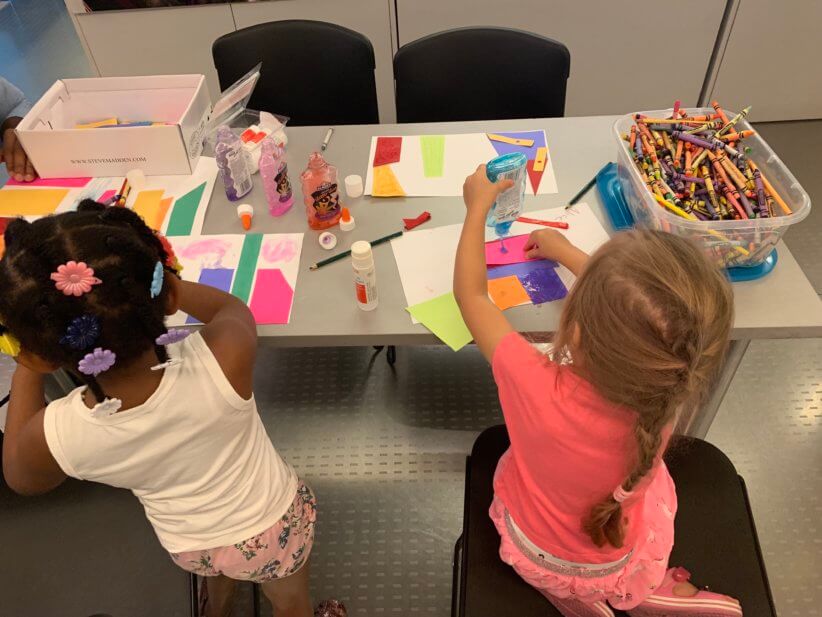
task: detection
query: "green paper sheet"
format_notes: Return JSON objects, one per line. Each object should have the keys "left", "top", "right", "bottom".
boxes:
{"left": 166, "top": 182, "right": 206, "bottom": 236}
{"left": 406, "top": 292, "right": 473, "bottom": 352}
{"left": 420, "top": 135, "right": 445, "bottom": 178}
{"left": 231, "top": 233, "right": 263, "bottom": 303}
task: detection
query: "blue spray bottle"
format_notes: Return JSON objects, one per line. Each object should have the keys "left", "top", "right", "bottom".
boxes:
{"left": 485, "top": 152, "right": 528, "bottom": 238}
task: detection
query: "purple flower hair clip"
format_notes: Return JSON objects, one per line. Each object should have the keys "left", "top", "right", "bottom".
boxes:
{"left": 155, "top": 328, "right": 190, "bottom": 346}
{"left": 78, "top": 347, "right": 116, "bottom": 376}
{"left": 60, "top": 314, "right": 101, "bottom": 350}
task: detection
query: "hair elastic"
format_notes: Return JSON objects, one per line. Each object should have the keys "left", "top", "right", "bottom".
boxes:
{"left": 613, "top": 485, "right": 633, "bottom": 503}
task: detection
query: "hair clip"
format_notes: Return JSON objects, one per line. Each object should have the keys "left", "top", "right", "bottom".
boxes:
{"left": 612, "top": 485, "right": 633, "bottom": 503}
{"left": 150, "top": 358, "right": 183, "bottom": 371}
{"left": 89, "top": 397, "right": 122, "bottom": 418}
{"left": 150, "top": 261, "right": 164, "bottom": 299}
{"left": 155, "top": 328, "right": 190, "bottom": 346}
{"left": 0, "top": 330, "right": 21, "bottom": 357}
{"left": 78, "top": 347, "right": 116, "bottom": 376}
{"left": 60, "top": 314, "right": 101, "bottom": 350}
{"left": 51, "top": 261, "right": 102, "bottom": 297}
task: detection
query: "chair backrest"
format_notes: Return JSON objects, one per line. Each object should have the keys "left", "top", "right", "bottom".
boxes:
{"left": 213, "top": 20, "right": 379, "bottom": 126}
{"left": 394, "top": 27, "right": 570, "bottom": 123}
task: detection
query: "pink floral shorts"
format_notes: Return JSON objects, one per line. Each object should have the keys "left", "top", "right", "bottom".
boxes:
{"left": 170, "top": 482, "right": 317, "bottom": 584}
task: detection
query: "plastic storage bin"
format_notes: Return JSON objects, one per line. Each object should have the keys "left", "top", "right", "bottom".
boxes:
{"left": 613, "top": 108, "right": 811, "bottom": 267}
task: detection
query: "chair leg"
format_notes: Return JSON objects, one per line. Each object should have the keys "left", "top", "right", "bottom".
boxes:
{"left": 387, "top": 345, "right": 397, "bottom": 365}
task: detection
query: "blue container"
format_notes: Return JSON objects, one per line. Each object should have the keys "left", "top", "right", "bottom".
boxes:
{"left": 485, "top": 152, "right": 528, "bottom": 237}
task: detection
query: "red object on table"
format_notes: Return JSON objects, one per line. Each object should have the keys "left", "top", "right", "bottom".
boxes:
{"left": 516, "top": 216, "right": 569, "bottom": 229}
{"left": 403, "top": 211, "right": 431, "bottom": 230}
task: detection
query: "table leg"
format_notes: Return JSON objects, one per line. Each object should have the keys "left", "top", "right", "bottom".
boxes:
{"left": 680, "top": 338, "right": 750, "bottom": 438}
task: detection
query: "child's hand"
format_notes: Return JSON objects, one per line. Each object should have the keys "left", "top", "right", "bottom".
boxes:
{"left": 524, "top": 229, "right": 590, "bottom": 276}
{"left": 463, "top": 165, "right": 514, "bottom": 216}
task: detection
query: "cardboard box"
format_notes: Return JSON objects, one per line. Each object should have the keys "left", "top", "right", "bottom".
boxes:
{"left": 16, "top": 75, "right": 211, "bottom": 177}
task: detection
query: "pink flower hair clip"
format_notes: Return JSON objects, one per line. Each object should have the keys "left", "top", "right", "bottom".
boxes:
{"left": 51, "top": 261, "right": 102, "bottom": 297}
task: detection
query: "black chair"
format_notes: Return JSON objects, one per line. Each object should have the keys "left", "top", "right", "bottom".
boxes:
{"left": 212, "top": 20, "right": 379, "bottom": 127}
{"left": 0, "top": 433, "right": 195, "bottom": 617}
{"left": 453, "top": 426, "right": 777, "bottom": 617}
{"left": 394, "top": 27, "right": 570, "bottom": 123}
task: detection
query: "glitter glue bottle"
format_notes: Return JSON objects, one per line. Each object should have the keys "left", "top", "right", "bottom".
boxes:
{"left": 300, "top": 152, "right": 342, "bottom": 230}
{"left": 485, "top": 152, "right": 528, "bottom": 237}
{"left": 215, "top": 126, "right": 253, "bottom": 201}
{"left": 351, "top": 240, "right": 378, "bottom": 311}
{"left": 259, "top": 137, "right": 294, "bottom": 216}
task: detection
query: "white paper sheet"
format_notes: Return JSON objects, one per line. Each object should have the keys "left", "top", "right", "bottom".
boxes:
{"left": 364, "top": 131, "right": 558, "bottom": 197}
{"left": 392, "top": 203, "right": 610, "bottom": 323}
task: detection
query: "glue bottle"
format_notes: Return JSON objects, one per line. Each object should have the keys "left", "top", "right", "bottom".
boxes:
{"left": 215, "top": 126, "right": 253, "bottom": 201}
{"left": 300, "top": 152, "right": 342, "bottom": 230}
{"left": 485, "top": 152, "right": 528, "bottom": 237}
{"left": 259, "top": 138, "right": 294, "bottom": 216}
{"left": 351, "top": 241, "right": 378, "bottom": 311}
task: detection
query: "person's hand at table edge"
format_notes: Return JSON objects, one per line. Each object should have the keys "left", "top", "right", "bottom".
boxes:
{"left": 1, "top": 116, "right": 37, "bottom": 183}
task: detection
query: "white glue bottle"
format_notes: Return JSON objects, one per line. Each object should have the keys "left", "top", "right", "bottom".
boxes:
{"left": 351, "top": 241, "right": 378, "bottom": 311}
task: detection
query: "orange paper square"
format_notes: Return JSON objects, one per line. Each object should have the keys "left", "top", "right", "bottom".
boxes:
{"left": 488, "top": 275, "right": 531, "bottom": 310}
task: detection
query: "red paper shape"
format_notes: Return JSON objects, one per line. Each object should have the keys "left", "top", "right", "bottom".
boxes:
{"left": 403, "top": 211, "right": 431, "bottom": 230}
{"left": 373, "top": 136, "right": 403, "bottom": 167}
{"left": 526, "top": 159, "right": 544, "bottom": 195}
{"left": 0, "top": 217, "right": 12, "bottom": 234}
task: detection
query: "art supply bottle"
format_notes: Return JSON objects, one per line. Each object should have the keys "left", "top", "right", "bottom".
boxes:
{"left": 300, "top": 152, "right": 342, "bottom": 230}
{"left": 485, "top": 152, "right": 528, "bottom": 237}
{"left": 215, "top": 126, "right": 253, "bottom": 201}
{"left": 351, "top": 240, "right": 378, "bottom": 311}
{"left": 259, "top": 138, "right": 294, "bottom": 216}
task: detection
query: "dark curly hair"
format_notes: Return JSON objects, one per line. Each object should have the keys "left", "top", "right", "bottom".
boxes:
{"left": 0, "top": 200, "right": 177, "bottom": 403}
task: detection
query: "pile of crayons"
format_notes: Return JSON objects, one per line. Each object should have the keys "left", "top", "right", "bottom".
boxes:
{"left": 623, "top": 101, "right": 792, "bottom": 224}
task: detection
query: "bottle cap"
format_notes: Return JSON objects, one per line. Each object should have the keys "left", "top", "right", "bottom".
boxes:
{"left": 351, "top": 240, "right": 373, "bottom": 267}
{"left": 319, "top": 231, "right": 337, "bottom": 250}
{"left": 237, "top": 204, "right": 254, "bottom": 230}
{"left": 339, "top": 207, "right": 356, "bottom": 231}
{"left": 345, "top": 174, "right": 364, "bottom": 198}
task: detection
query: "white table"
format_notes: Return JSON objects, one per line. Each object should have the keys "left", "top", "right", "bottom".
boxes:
{"left": 203, "top": 117, "right": 822, "bottom": 436}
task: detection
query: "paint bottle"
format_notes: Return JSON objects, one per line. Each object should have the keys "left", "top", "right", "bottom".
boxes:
{"left": 259, "top": 138, "right": 294, "bottom": 216}
{"left": 215, "top": 126, "right": 253, "bottom": 201}
{"left": 351, "top": 240, "right": 378, "bottom": 311}
{"left": 300, "top": 152, "right": 342, "bottom": 230}
{"left": 485, "top": 152, "right": 528, "bottom": 237}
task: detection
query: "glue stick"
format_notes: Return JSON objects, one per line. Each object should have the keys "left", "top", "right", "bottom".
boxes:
{"left": 351, "top": 241, "right": 378, "bottom": 311}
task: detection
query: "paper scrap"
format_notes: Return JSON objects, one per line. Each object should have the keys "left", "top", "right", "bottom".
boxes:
{"left": 248, "top": 269, "right": 294, "bottom": 325}
{"left": 407, "top": 292, "right": 473, "bottom": 352}
{"left": 166, "top": 182, "right": 206, "bottom": 236}
{"left": 487, "top": 259, "right": 558, "bottom": 280}
{"left": 485, "top": 234, "right": 537, "bottom": 266}
{"left": 373, "top": 136, "right": 403, "bottom": 167}
{"left": 488, "top": 275, "right": 531, "bottom": 311}
{"left": 526, "top": 159, "right": 545, "bottom": 195}
{"left": 231, "top": 233, "right": 263, "bottom": 303}
{"left": 6, "top": 177, "right": 91, "bottom": 188}
{"left": 98, "top": 189, "right": 117, "bottom": 204}
{"left": 519, "top": 268, "right": 567, "bottom": 304}
{"left": 186, "top": 268, "right": 235, "bottom": 324}
{"left": 0, "top": 188, "right": 69, "bottom": 216}
{"left": 75, "top": 117, "right": 117, "bottom": 129}
{"left": 420, "top": 135, "right": 445, "bottom": 177}
{"left": 487, "top": 131, "right": 546, "bottom": 161}
{"left": 372, "top": 164, "right": 406, "bottom": 197}
{"left": 487, "top": 133, "right": 535, "bottom": 147}
{"left": 533, "top": 147, "right": 547, "bottom": 172}
{"left": 131, "top": 190, "right": 166, "bottom": 231}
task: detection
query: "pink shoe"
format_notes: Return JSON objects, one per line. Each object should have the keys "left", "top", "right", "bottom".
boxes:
{"left": 629, "top": 567, "right": 742, "bottom": 617}
{"left": 547, "top": 594, "right": 615, "bottom": 617}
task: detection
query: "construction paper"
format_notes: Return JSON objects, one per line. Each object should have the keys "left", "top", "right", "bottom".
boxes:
{"left": 485, "top": 234, "right": 537, "bottom": 266}
{"left": 488, "top": 275, "right": 531, "bottom": 310}
{"left": 138, "top": 196, "right": 172, "bottom": 231}
{"left": 231, "top": 233, "right": 263, "bottom": 303}
{"left": 487, "top": 133, "right": 535, "bottom": 147}
{"left": 520, "top": 267, "right": 567, "bottom": 304}
{"left": 166, "top": 181, "right": 206, "bottom": 236}
{"left": 533, "top": 147, "right": 548, "bottom": 172}
{"left": 248, "top": 269, "right": 294, "bottom": 325}
{"left": 526, "top": 159, "right": 544, "bottom": 195}
{"left": 98, "top": 189, "right": 117, "bottom": 203}
{"left": 365, "top": 131, "right": 556, "bottom": 197}
{"left": 406, "top": 292, "right": 473, "bottom": 352}
{"left": 372, "top": 164, "right": 406, "bottom": 197}
{"left": 420, "top": 135, "right": 445, "bottom": 177}
{"left": 0, "top": 188, "right": 69, "bottom": 216}
{"left": 167, "top": 233, "right": 303, "bottom": 327}
{"left": 373, "top": 136, "right": 403, "bottom": 167}
{"left": 6, "top": 176, "right": 91, "bottom": 188}
{"left": 487, "top": 259, "right": 558, "bottom": 280}
{"left": 487, "top": 131, "right": 546, "bottom": 161}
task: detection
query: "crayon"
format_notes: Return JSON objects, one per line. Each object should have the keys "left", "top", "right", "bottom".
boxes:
{"left": 753, "top": 169, "right": 769, "bottom": 218}
{"left": 717, "top": 106, "right": 752, "bottom": 136}
{"left": 748, "top": 161, "right": 791, "bottom": 214}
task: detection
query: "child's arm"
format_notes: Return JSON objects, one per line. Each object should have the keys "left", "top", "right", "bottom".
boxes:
{"left": 169, "top": 276, "right": 257, "bottom": 399}
{"left": 454, "top": 166, "right": 516, "bottom": 362}
{"left": 2, "top": 365, "right": 66, "bottom": 495}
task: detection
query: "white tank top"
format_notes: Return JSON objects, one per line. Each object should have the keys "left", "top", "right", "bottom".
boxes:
{"left": 43, "top": 332, "right": 297, "bottom": 553}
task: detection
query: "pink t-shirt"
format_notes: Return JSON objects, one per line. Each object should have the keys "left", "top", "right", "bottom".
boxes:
{"left": 492, "top": 332, "right": 664, "bottom": 564}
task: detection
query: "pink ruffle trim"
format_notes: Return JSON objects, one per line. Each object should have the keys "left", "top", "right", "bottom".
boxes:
{"left": 490, "top": 464, "right": 677, "bottom": 611}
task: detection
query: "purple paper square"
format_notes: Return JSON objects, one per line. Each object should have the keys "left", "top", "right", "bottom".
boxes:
{"left": 519, "top": 268, "right": 567, "bottom": 305}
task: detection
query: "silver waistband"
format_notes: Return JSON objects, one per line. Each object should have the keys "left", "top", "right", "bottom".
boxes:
{"left": 504, "top": 511, "right": 631, "bottom": 578}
